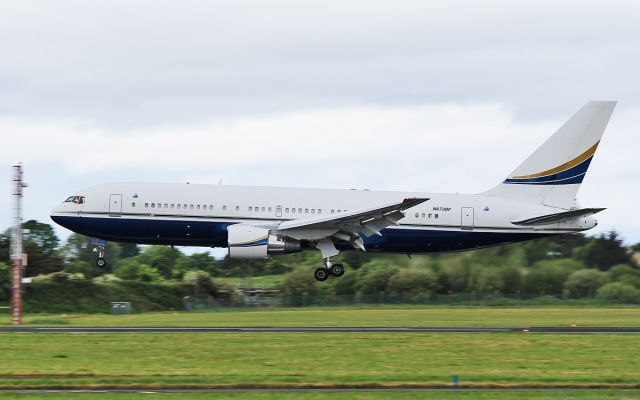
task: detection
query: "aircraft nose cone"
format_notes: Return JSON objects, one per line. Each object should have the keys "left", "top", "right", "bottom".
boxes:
{"left": 50, "top": 204, "right": 67, "bottom": 226}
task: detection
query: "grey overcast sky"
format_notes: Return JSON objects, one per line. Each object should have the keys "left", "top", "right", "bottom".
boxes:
{"left": 0, "top": 0, "right": 639, "bottom": 245}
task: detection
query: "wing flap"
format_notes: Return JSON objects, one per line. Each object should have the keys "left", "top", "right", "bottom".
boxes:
{"left": 277, "top": 197, "right": 428, "bottom": 232}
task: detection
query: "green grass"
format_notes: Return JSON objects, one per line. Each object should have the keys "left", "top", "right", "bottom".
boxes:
{"left": 0, "top": 391, "right": 639, "bottom": 399}
{"left": 0, "top": 332, "right": 638, "bottom": 389}
{"left": 4, "top": 306, "right": 639, "bottom": 327}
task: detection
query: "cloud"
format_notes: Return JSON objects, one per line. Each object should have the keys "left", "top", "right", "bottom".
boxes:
{"left": 0, "top": 0, "right": 639, "bottom": 125}
{"left": 0, "top": 0, "right": 638, "bottom": 245}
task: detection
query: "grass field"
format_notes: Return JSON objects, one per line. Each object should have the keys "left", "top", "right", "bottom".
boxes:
{"left": 4, "top": 306, "right": 639, "bottom": 327}
{"left": 0, "top": 332, "right": 638, "bottom": 389}
{"left": 0, "top": 391, "right": 639, "bottom": 400}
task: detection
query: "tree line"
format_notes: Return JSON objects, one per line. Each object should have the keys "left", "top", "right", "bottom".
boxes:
{"left": 0, "top": 220, "right": 639, "bottom": 307}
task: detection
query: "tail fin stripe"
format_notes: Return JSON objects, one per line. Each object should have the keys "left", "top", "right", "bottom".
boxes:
{"left": 504, "top": 155, "right": 593, "bottom": 185}
{"left": 511, "top": 141, "right": 599, "bottom": 179}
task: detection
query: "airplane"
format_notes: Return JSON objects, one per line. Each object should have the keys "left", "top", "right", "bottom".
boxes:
{"left": 51, "top": 101, "right": 615, "bottom": 281}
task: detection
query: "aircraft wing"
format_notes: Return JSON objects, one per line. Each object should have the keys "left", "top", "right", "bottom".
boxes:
{"left": 275, "top": 197, "right": 428, "bottom": 253}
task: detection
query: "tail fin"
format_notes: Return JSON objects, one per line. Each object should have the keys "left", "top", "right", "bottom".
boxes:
{"left": 484, "top": 101, "right": 616, "bottom": 209}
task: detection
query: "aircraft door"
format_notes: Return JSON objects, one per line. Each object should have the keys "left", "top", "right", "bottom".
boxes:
{"left": 461, "top": 207, "right": 474, "bottom": 230}
{"left": 109, "top": 194, "right": 122, "bottom": 216}
{"left": 276, "top": 205, "right": 282, "bottom": 218}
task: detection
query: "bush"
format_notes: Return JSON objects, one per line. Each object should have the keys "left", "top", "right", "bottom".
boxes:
{"left": 23, "top": 280, "right": 191, "bottom": 313}
{"left": 31, "top": 271, "right": 85, "bottom": 283}
{"left": 500, "top": 266, "right": 523, "bottom": 295}
{"left": 523, "top": 264, "right": 574, "bottom": 296}
{"left": 356, "top": 262, "right": 400, "bottom": 296}
{"left": 608, "top": 264, "right": 640, "bottom": 288}
{"left": 437, "top": 260, "right": 470, "bottom": 293}
{"left": 113, "top": 259, "right": 163, "bottom": 282}
{"left": 333, "top": 272, "right": 357, "bottom": 296}
{"left": 0, "top": 262, "right": 10, "bottom": 301}
{"left": 64, "top": 260, "right": 93, "bottom": 278}
{"left": 387, "top": 268, "right": 438, "bottom": 295}
{"left": 281, "top": 269, "right": 318, "bottom": 305}
{"left": 468, "top": 267, "right": 503, "bottom": 294}
{"left": 183, "top": 270, "right": 218, "bottom": 297}
{"left": 597, "top": 282, "right": 640, "bottom": 304}
{"left": 563, "top": 269, "right": 608, "bottom": 298}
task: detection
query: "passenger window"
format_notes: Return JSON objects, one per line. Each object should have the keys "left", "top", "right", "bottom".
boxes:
{"left": 331, "top": 209, "right": 335, "bottom": 214}
{"left": 305, "top": 208, "right": 309, "bottom": 214}
{"left": 249, "top": 207, "right": 253, "bottom": 211}
{"left": 223, "top": 205, "right": 227, "bottom": 211}
{"left": 285, "top": 208, "right": 290, "bottom": 213}
{"left": 164, "top": 204, "right": 168, "bottom": 208}
{"left": 428, "top": 213, "right": 432, "bottom": 218}
{"left": 292, "top": 208, "right": 296, "bottom": 214}
{"left": 261, "top": 207, "right": 265, "bottom": 212}
{"left": 170, "top": 204, "right": 174, "bottom": 209}
{"left": 268, "top": 207, "right": 272, "bottom": 212}
{"left": 311, "top": 209, "right": 315, "bottom": 214}
{"left": 435, "top": 214, "right": 439, "bottom": 219}
{"left": 151, "top": 203, "right": 155, "bottom": 208}
{"left": 337, "top": 210, "right": 341, "bottom": 213}
{"left": 209, "top": 205, "right": 213, "bottom": 210}
{"left": 235, "top": 206, "right": 239, "bottom": 211}
{"left": 421, "top": 213, "right": 425, "bottom": 218}
{"left": 132, "top": 202, "right": 136, "bottom": 207}
{"left": 318, "top": 209, "right": 322, "bottom": 214}
{"left": 177, "top": 204, "right": 181, "bottom": 209}
{"left": 145, "top": 203, "right": 149, "bottom": 208}
{"left": 415, "top": 213, "right": 419, "bottom": 218}
{"left": 183, "top": 204, "right": 187, "bottom": 209}
{"left": 196, "top": 205, "right": 200, "bottom": 210}
{"left": 298, "top": 208, "right": 302, "bottom": 213}
{"left": 190, "top": 204, "right": 194, "bottom": 209}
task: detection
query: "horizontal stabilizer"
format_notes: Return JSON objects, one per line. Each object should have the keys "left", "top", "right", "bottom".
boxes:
{"left": 512, "top": 208, "right": 606, "bottom": 226}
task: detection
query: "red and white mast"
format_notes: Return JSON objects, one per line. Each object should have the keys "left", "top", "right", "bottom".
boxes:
{"left": 10, "top": 164, "right": 26, "bottom": 325}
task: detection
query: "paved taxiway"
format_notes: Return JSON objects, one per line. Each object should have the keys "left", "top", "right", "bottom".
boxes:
{"left": 0, "top": 326, "right": 638, "bottom": 333}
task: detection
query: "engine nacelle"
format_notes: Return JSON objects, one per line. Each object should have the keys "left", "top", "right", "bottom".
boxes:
{"left": 227, "top": 224, "right": 301, "bottom": 259}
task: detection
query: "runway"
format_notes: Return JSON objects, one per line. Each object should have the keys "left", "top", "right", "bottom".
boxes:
{"left": 1, "top": 326, "right": 639, "bottom": 333}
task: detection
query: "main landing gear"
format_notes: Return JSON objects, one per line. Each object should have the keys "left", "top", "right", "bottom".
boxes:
{"left": 313, "top": 238, "right": 346, "bottom": 282}
{"left": 313, "top": 258, "right": 345, "bottom": 282}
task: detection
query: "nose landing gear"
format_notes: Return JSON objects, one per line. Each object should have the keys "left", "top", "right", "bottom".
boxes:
{"left": 91, "top": 238, "right": 108, "bottom": 268}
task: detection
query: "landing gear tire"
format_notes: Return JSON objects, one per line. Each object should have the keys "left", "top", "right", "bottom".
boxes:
{"left": 314, "top": 267, "right": 329, "bottom": 282}
{"left": 330, "top": 263, "right": 345, "bottom": 277}
{"left": 96, "top": 257, "right": 107, "bottom": 268}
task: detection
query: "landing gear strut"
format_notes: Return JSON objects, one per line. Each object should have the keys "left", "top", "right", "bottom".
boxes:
{"left": 92, "top": 238, "right": 107, "bottom": 268}
{"left": 313, "top": 238, "right": 345, "bottom": 281}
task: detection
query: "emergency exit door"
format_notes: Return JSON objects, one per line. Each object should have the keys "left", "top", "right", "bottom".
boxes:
{"left": 276, "top": 205, "right": 283, "bottom": 218}
{"left": 109, "top": 194, "right": 122, "bottom": 216}
{"left": 461, "top": 207, "right": 474, "bottom": 230}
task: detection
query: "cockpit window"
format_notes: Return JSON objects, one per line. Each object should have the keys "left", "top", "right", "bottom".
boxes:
{"left": 64, "top": 196, "right": 85, "bottom": 204}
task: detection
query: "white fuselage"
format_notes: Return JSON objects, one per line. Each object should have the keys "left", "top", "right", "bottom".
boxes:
{"left": 50, "top": 182, "right": 596, "bottom": 254}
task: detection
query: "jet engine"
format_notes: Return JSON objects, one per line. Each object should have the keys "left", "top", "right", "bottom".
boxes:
{"left": 227, "top": 224, "right": 301, "bottom": 259}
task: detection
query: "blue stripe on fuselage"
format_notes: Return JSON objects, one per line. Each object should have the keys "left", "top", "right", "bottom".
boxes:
{"left": 51, "top": 215, "right": 551, "bottom": 254}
